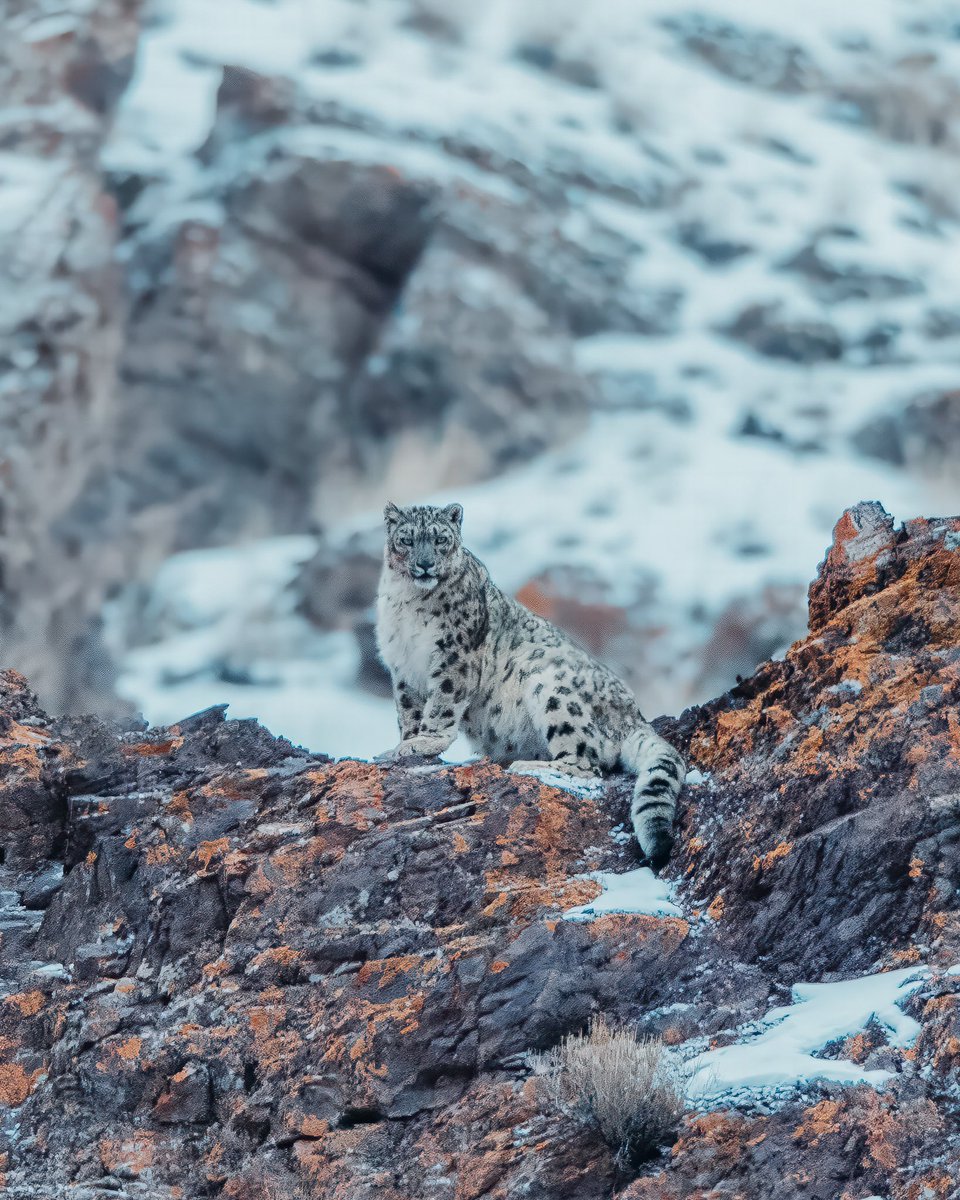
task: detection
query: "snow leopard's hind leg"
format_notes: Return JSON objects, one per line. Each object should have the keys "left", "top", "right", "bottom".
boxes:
{"left": 620, "top": 724, "right": 684, "bottom": 872}
{"left": 507, "top": 669, "right": 605, "bottom": 781}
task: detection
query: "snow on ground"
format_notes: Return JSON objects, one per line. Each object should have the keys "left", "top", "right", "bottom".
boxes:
{"left": 563, "top": 868, "right": 682, "bottom": 921}
{"left": 685, "top": 965, "right": 928, "bottom": 1103}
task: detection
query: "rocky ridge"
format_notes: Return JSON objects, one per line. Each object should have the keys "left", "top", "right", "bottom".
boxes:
{"left": 0, "top": 502, "right": 957, "bottom": 1199}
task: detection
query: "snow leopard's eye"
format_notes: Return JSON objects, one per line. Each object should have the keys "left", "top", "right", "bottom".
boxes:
{"left": 435, "top": 532, "right": 451, "bottom": 549}
{"left": 398, "top": 530, "right": 413, "bottom": 547}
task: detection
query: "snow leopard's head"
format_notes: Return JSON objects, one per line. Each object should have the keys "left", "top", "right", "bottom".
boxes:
{"left": 384, "top": 502, "right": 464, "bottom": 591}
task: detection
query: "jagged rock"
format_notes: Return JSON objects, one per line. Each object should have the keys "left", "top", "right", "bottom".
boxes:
{"left": 724, "top": 302, "right": 845, "bottom": 362}
{"left": 778, "top": 241, "right": 923, "bottom": 305}
{"left": 676, "top": 221, "right": 752, "bottom": 266}
{"left": 852, "top": 387, "right": 960, "bottom": 480}
{"left": 345, "top": 229, "right": 592, "bottom": 487}
{"left": 0, "top": 505, "right": 958, "bottom": 1197}
{"left": 663, "top": 13, "right": 822, "bottom": 94}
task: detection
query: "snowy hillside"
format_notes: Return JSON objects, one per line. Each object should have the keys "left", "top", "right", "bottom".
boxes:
{"left": 101, "top": 0, "right": 960, "bottom": 754}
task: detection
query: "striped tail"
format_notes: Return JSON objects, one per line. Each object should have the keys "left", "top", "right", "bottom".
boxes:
{"left": 620, "top": 724, "right": 685, "bottom": 872}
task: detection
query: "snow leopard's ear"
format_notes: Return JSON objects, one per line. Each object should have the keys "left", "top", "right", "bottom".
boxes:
{"left": 443, "top": 503, "right": 463, "bottom": 528}
{"left": 384, "top": 502, "right": 403, "bottom": 526}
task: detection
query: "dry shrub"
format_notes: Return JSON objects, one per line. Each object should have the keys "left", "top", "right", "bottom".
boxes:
{"left": 532, "top": 1016, "right": 687, "bottom": 1167}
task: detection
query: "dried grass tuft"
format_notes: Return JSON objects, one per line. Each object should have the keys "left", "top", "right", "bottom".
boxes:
{"left": 532, "top": 1015, "right": 687, "bottom": 1167}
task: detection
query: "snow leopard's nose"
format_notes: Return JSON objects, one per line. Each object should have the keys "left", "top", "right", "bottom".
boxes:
{"left": 414, "top": 557, "right": 435, "bottom": 576}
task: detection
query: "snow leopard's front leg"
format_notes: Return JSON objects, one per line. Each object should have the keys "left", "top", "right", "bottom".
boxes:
{"left": 376, "top": 676, "right": 427, "bottom": 762}
{"left": 392, "top": 677, "right": 425, "bottom": 740}
{"left": 385, "top": 646, "right": 473, "bottom": 759}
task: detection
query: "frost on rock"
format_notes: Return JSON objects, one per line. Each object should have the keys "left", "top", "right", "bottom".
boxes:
{"left": 685, "top": 965, "right": 928, "bottom": 1104}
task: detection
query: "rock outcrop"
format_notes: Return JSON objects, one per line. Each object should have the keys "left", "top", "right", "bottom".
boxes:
{"left": 0, "top": 503, "right": 958, "bottom": 1198}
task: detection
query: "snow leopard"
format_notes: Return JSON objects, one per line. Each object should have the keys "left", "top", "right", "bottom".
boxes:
{"left": 375, "top": 502, "right": 685, "bottom": 870}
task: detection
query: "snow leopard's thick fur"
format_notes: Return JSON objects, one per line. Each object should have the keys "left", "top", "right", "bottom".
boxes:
{"left": 375, "top": 503, "right": 684, "bottom": 869}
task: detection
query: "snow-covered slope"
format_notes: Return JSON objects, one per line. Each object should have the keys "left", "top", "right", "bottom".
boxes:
{"left": 104, "top": 0, "right": 960, "bottom": 753}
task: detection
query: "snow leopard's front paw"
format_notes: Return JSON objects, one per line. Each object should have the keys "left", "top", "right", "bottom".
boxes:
{"left": 376, "top": 735, "right": 449, "bottom": 762}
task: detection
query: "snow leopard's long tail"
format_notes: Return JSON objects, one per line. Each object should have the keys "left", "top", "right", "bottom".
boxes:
{"left": 620, "top": 724, "right": 685, "bottom": 872}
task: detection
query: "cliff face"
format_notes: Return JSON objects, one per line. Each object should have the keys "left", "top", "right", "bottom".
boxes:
{"left": 0, "top": 503, "right": 958, "bottom": 1200}
{"left": 0, "top": 0, "right": 140, "bottom": 713}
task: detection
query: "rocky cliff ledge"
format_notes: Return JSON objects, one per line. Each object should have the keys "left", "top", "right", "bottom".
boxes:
{"left": 0, "top": 503, "right": 958, "bottom": 1199}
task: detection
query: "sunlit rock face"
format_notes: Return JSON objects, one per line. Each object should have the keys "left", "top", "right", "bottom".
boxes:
{"left": 0, "top": 505, "right": 958, "bottom": 1198}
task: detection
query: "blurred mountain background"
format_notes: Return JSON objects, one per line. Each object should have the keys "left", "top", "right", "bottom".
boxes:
{"left": 2, "top": 0, "right": 960, "bottom": 757}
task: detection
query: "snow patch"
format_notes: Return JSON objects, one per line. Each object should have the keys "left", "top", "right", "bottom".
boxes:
{"left": 563, "top": 867, "right": 682, "bottom": 921}
{"left": 686, "top": 965, "right": 928, "bottom": 1102}
{"left": 506, "top": 764, "right": 606, "bottom": 798}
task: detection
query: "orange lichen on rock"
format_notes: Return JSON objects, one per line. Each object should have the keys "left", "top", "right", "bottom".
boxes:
{"left": 121, "top": 736, "right": 184, "bottom": 757}
{"left": 793, "top": 1099, "right": 842, "bottom": 1145}
{"left": 167, "top": 790, "right": 194, "bottom": 820}
{"left": 265, "top": 837, "right": 328, "bottom": 887}
{"left": 706, "top": 894, "right": 725, "bottom": 920}
{"left": 3, "top": 991, "right": 44, "bottom": 1017}
{"left": 356, "top": 954, "right": 444, "bottom": 991}
{"left": 695, "top": 703, "right": 759, "bottom": 769}
{"left": 672, "top": 1112, "right": 751, "bottom": 1170}
{"left": 843, "top": 1032, "right": 874, "bottom": 1064}
{"left": 752, "top": 841, "right": 794, "bottom": 871}
{"left": 946, "top": 710, "right": 960, "bottom": 759}
{"left": 584, "top": 914, "right": 690, "bottom": 956}
{"left": 98, "top": 1132, "right": 157, "bottom": 1176}
{"left": 95, "top": 1036, "right": 142, "bottom": 1073}
{"left": 859, "top": 1093, "right": 902, "bottom": 1172}
{"left": 0, "top": 1063, "right": 41, "bottom": 1107}
{"left": 482, "top": 864, "right": 600, "bottom": 920}
{"left": 903, "top": 1172, "right": 956, "bottom": 1200}
{"left": 353, "top": 993, "right": 425, "bottom": 1041}
{"left": 145, "top": 842, "right": 176, "bottom": 867}
{"left": 889, "top": 946, "right": 922, "bottom": 966}
{"left": 248, "top": 946, "right": 304, "bottom": 976}
{"left": 195, "top": 838, "right": 231, "bottom": 872}
{"left": 311, "top": 761, "right": 385, "bottom": 829}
